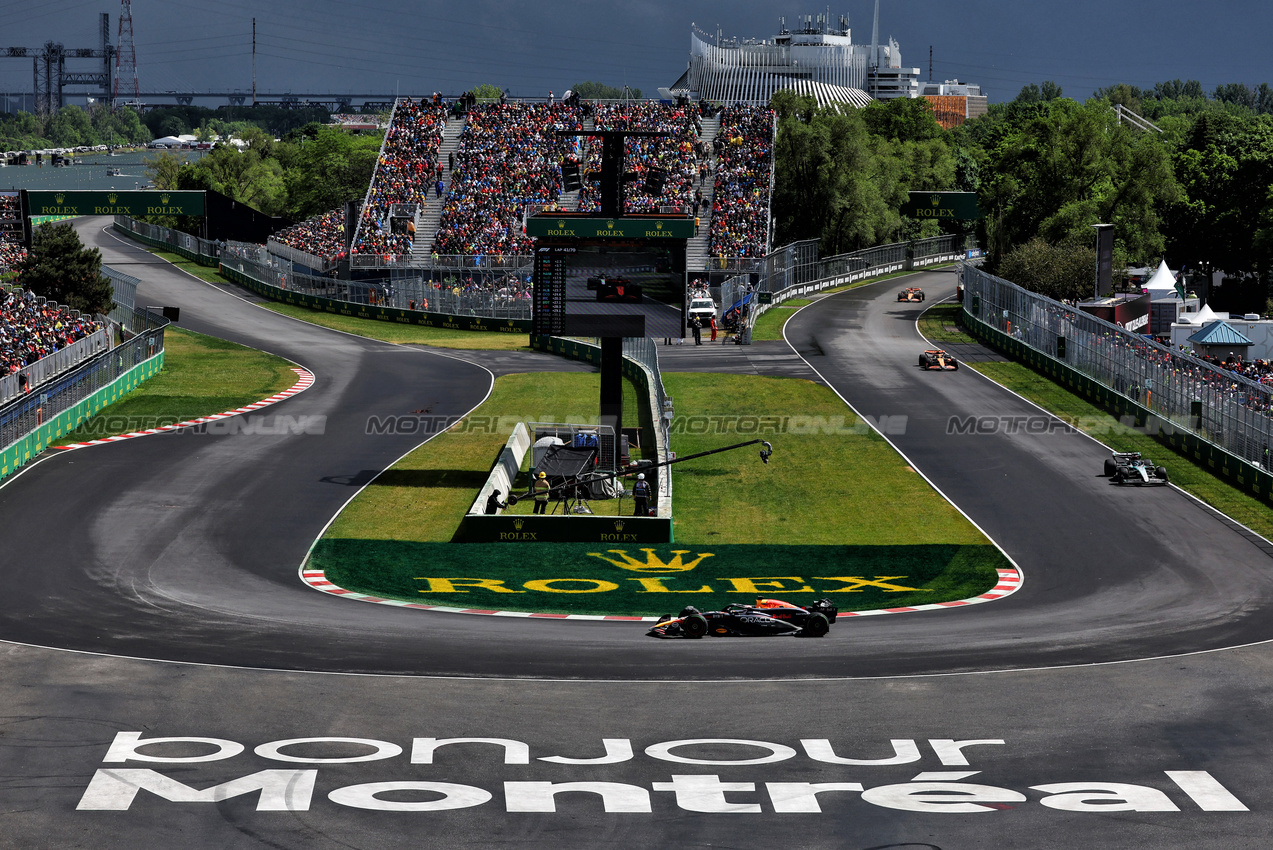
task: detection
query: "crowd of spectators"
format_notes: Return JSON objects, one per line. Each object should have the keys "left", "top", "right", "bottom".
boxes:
{"left": 578, "top": 102, "right": 705, "bottom": 214}
{"left": 709, "top": 106, "right": 776, "bottom": 259}
{"left": 432, "top": 103, "right": 583, "bottom": 256}
{"left": 351, "top": 98, "right": 447, "bottom": 259}
{"left": 272, "top": 207, "right": 352, "bottom": 263}
{"left": 0, "top": 194, "right": 25, "bottom": 272}
{"left": 1, "top": 287, "right": 102, "bottom": 375}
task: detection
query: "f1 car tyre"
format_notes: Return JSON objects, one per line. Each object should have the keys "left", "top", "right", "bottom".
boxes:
{"left": 1111, "top": 470, "right": 1124, "bottom": 484}
{"left": 682, "top": 614, "right": 709, "bottom": 639}
{"left": 1104, "top": 458, "right": 1118, "bottom": 477}
{"left": 1157, "top": 467, "right": 1169, "bottom": 482}
{"left": 802, "top": 613, "right": 830, "bottom": 637}
{"left": 919, "top": 355, "right": 927, "bottom": 367}
{"left": 950, "top": 360, "right": 958, "bottom": 370}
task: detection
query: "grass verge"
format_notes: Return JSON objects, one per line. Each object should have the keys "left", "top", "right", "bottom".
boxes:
{"left": 258, "top": 302, "right": 531, "bottom": 350}
{"left": 310, "top": 539, "right": 1006, "bottom": 617}
{"left": 316, "top": 369, "right": 1004, "bottom": 615}
{"left": 919, "top": 303, "right": 1273, "bottom": 539}
{"left": 60, "top": 327, "right": 297, "bottom": 442}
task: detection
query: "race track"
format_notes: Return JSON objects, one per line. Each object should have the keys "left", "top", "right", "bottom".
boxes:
{"left": 1, "top": 223, "right": 1271, "bottom": 848}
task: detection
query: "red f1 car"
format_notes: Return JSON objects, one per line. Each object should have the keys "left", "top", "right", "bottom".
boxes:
{"left": 647, "top": 598, "right": 838, "bottom": 638}
{"left": 898, "top": 287, "right": 925, "bottom": 302}
{"left": 919, "top": 349, "right": 958, "bottom": 370}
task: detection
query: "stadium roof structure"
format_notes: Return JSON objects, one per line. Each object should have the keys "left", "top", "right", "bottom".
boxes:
{"left": 1187, "top": 320, "right": 1254, "bottom": 347}
{"left": 775, "top": 79, "right": 874, "bottom": 110}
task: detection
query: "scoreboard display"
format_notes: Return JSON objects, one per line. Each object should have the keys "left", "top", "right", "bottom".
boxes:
{"left": 531, "top": 243, "right": 682, "bottom": 339}
{"left": 532, "top": 248, "right": 569, "bottom": 336}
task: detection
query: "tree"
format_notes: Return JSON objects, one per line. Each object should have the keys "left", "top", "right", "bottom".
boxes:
{"left": 571, "top": 81, "right": 641, "bottom": 100}
{"left": 282, "top": 125, "right": 380, "bottom": 218}
{"left": 997, "top": 237, "right": 1098, "bottom": 302}
{"left": 471, "top": 84, "right": 503, "bottom": 100}
{"left": 16, "top": 223, "right": 114, "bottom": 315}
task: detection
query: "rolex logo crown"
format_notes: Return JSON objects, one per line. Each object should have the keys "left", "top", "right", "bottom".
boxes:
{"left": 107, "top": 193, "right": 118, "bottom": 204}
{"left": 613, "top": 520, "right": 625, "bottom": 532}
{"left": 587, "top": 549, "right": 715, "bottom": 574}
{"left": 931, "top": 194, "right": 941, "bottom": 206}
{"left": 160, "top": 193, "right": 171, "bottom": 204}
{"left": 55, "top": 193, "right": 65, "bottom": 204}
{"left": 557, "top": 220, "right": 565, "bottom": 228}
{"left": 513, "top": 518, "right": 525, "bottom": 530}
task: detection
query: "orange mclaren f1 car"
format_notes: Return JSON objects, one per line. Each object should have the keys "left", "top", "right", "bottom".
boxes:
{"left": 919, "top": 349, "right": 958, "bottom": 370}
{"left": 897, "top": 287, "right": 925, "bottom": 302}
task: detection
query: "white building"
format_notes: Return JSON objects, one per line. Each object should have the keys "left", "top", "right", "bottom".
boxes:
{"left": 666, "top": 9, "right": 919, "bottom": 106}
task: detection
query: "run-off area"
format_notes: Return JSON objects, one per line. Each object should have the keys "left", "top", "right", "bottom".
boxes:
{"left": 77, "top": 733, "right": 1247, "bottom": 815}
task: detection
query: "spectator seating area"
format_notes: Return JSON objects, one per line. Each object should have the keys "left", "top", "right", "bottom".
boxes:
{"left": 709, "top": 106, "right": 776, "bottom": 259}
{"left": 579, "top": 102, "right": 705, "bottom": 215}
{"left": 1, "top": 287, "right": 101, "bottom": 374}
{"left": 0, "top": 194, "right": 24, "bottom": 272}
{"left": 432, "top": 103, "right": 583, "bottom": 256}
{"left": 272, "top": 208, "right": 351, "bottom": 263}
{"left": 351, "top": 98, "right": 447, "bottom": 259}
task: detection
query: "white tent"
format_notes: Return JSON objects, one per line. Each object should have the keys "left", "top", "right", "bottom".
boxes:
{"left": 1180, "top": 303, "right": 1221, "bottom": 325}
{"left": 1143, "top": 260, "right": 1179, "bottom": 295}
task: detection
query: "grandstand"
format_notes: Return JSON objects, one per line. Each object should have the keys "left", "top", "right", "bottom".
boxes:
{"left": 284, "top": 97, "right": 775, "bottom": 275}
{"left": 349, "top": 97, "right": 447, "bottom": 265}
{"left": 432, "top": 102, "right": 583, "bottom": 257}
{"left": 0, "top": 194, "right": 25, "bottom": 273}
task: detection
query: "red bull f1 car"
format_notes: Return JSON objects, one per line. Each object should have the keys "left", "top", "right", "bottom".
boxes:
{"left": 1104, "top": 451, "right": 1169, "bottom": 485}
{"left": 919, "top": 349, "right": 958, "bottom": 370}
{"left": 898, "top": 287, "right": 925, "bottom": 302}
{"left": 647, "top": 598, "right": 838, "bottom": 638}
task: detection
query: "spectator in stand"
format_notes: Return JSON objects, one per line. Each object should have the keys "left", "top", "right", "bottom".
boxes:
{"left": 578, "top": 102, "right": 702, "bottom": 215}
{"left": 0, "top": 194, "right": 26, "bottom": 272}
{"left": 0, "top": 287, "right": 102, "bottom": 375}
{"left": 272, "top": 207, "right": 355, "bottom": 263}
{"left": 432, "top": 102, "right": 583, "bottom": 256}
{"left": 709, "top": 106, "right": 776, "bottom": 260}
{"left": 351, "top": 97, "right": 447, "bottom": 260}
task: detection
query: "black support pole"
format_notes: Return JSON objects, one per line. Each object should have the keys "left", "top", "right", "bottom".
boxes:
{"left": 599, "top": 336, "right": 623, "bottom": 438}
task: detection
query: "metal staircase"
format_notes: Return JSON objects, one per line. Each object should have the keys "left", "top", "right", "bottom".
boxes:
{"left": 684, "top": 114, "right": 720, "bottom": 272}
{"left": 412, "top": 114, "right": 467, "bottom": 264}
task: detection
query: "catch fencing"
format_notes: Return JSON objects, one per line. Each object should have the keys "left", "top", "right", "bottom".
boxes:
{"left": 961, "top": 263, "right": 1273, "bottom": 478}
{"left": 0, "top": 305, "right": 167, "bottom": 480}
{"left": 223, "top": 242, "right": 534, "bottom": 322}
{"left": 742, "top": 234, "right": 969, "bottom": 339}
{"left": 113, "top": 215, "right": 221, "bottom": 266}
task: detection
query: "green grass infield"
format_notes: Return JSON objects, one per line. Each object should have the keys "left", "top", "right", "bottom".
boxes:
{"left": 310, "top": 539, "right": 1008, "bottom": 617}
{"left": 60, "top": 327, "right": 297, "bottom": 443}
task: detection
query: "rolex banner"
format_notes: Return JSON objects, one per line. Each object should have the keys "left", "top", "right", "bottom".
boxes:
{"left": 310, "top": 539, "right": 1008, "bottom": 617}
{"left": 902, "top": 191, "right": 981, "bottom": 220}
{"left": 25, "top": 190, "right": 206, "bottom": 218}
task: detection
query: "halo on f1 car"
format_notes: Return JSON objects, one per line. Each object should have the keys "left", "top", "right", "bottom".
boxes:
{"left": 919, "top": 349, "right": 958, "bottom": 370}
{"left": 1104, "top": 451, "right": 1169, "bottom": 485}
{"left": 647, "top": 598, "right": 837, "bottom": 638}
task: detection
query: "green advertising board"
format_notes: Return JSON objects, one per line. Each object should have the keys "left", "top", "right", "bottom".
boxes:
{"left": 26, "top": 190, "right": 206, "bottom": 218}
{"left": 526, "top": 216, "right": 695, "bottom": 240}
{"left": 902, "top": 191, "right": 981, "bottom": 220}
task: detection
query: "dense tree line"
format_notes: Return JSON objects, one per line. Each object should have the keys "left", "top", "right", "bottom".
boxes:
{"left": 773, "top": 79, "right": 1273, "bottom": 312}
{"left": 146, "top": 122, "right": 381, "bottom": 222}
{"left": 0, "top": 103, "right": 149, "bottom": 150}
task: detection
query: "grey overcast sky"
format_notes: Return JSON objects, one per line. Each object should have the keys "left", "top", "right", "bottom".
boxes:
{"left": 1, "top": 1, "right": 1271, "bottom": 105}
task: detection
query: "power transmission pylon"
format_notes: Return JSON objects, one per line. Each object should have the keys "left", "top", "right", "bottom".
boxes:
{"left": 113, "top": 0, "right": 139, "bottom": 106}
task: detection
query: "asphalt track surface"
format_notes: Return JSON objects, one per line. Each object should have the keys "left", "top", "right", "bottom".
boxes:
{"left": 2, "top": 220, "right": 1273, "bottom": 848}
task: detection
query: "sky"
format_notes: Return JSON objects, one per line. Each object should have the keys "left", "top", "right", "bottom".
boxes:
{"left": 1, "top": 0, "right": 1271, "bottom": 108}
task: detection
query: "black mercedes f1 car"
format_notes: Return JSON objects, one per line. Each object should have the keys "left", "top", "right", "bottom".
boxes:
{"left": 1104, "top": 451, "right": 1169, "bottom": 485}
{"left": 647, "top": 598, "right": 838, "bottom": 638}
